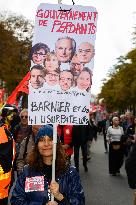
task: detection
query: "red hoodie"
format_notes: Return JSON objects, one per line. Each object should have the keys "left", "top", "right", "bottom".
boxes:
{"left": 57, "top": 125, "right": 73, "bottom": 156}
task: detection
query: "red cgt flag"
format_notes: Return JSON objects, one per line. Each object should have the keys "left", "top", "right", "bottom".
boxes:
{"left": 6, "top": 72, "right": 30, "bottom": 105}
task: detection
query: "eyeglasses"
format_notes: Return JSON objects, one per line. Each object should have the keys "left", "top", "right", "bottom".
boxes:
{"left": 78, "top": 49, "right": 92, "bottom": 54}
{"left": 21, "top": 115, "right": 28, "bottom": 119}
{"left": 33, "top": 52, "right": 46, "bottom": 57}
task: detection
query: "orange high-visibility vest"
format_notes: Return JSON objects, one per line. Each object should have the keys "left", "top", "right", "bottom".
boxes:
{"left": 0, "top": 124, "right": 15, "bottom": 199}
{"left": 0, "top": 166, "right": 11, "bottom": 199}
{"left": 0, "top": 126, "right": 8, "bottom": 144}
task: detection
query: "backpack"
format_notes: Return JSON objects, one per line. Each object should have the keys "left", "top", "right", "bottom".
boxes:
{"left": 125, "top": 143, "right": 136, "bottom": 189}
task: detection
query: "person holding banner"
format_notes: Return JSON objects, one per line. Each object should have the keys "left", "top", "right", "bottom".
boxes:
{"left": 29, "top": 43, "right": 50, "bottom": 65}
{"left": 11, "top": 125, "right": 85, "bottom": 205}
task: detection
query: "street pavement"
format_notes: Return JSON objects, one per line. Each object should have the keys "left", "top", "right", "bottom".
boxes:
{"left": 9, "top": 134, "right": 133, "bottom": 205}
{"left": 78, "top": 134, "right": 133, "bottom": 205}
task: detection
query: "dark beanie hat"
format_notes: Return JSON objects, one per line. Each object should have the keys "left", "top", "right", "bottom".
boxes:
{"left": 35, "top": 125, "right": 53, "bottom": 144}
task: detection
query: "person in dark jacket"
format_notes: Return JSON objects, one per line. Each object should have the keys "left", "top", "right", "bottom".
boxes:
{"left": 72, "top": 125, "right": 90, "bottom": 172}
{"left": 125, "top": 116, "right": 136, "bottom": 156}
{"left": 10, "top": 125, "right": 85, "bottom": 205}
{"left": 10, "top": 108, "right": 21, "bottom": 134}
{"left": 16, "top": 125, "right": 42, "bottom": 175}
{"left": 125, "top": 139, "right": 136, "bottom": 205}
{"left": 101, "top": 113, "right": 108, "bottom": 153}
{"left": 87, "top": 112, "right": 97, "bottom": 159}
{"left": 126, "top": 116, "right": 136, "bottom": 142}
{"left": 12, "top": 109, "right": 32, "bottom": 178}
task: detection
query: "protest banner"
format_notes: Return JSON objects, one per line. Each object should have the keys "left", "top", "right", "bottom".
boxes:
{"left": 28, "top": 3, "right": 98, "bottom": 125}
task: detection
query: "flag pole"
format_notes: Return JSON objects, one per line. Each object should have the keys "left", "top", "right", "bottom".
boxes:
{"left": 51, "top": 123, "right": 57, "bottom": 202}
{"left": 58, "top": 0, "right": 62, "bottom": 4}
{"left": 50, "top": 0, "right": 62, "bottom": 201}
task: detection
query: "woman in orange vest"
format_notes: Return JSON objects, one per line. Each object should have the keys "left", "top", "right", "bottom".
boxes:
{"left": 0, "top": 120, "right": 15, "bottom": 205}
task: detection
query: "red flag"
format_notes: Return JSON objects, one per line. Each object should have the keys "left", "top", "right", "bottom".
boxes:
{"left": 6, "top": 72, "right": 30, "bottom": 105}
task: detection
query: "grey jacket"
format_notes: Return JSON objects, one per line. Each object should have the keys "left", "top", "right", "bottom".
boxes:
{"left": 16, "top": 134, "right": 35, "bottom": 174}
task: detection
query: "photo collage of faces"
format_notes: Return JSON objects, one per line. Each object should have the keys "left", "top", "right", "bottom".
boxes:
{"left": 29, "top": 36, "right": 95, "bottom": 93}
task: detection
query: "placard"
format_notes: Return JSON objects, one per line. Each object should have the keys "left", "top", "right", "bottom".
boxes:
{"left": 28, "top": 3, "right": 98, "bottom": 125}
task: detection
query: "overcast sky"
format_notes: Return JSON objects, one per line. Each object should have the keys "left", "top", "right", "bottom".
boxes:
{"left": 0, "top": 0, "right": 136, "bottom": 95}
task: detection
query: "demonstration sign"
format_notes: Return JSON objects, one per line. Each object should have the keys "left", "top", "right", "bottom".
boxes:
{"left": 28, "top": 3, "right": 98, "bottom": 125}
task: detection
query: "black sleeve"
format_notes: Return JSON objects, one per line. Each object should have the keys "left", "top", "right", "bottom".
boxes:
{"left": 55, "top": 194, "right": 71, "bottom": 205}
{"left": 125, "top": 144, "right": 136, "bottom": 189}
{"left": 60, "top": 196, "right": 71, "bottom": 205}
{"left": 0, "top": 140, "right": 13, "bottom": 172}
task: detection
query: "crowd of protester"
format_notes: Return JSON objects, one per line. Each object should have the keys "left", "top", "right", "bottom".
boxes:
{"left": 0, "top": 105, "right": 136, "bottom": 204}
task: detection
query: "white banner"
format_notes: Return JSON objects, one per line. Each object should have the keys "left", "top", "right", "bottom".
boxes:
{"left": 28, "top": 3, "right": 98, "bottom": 125}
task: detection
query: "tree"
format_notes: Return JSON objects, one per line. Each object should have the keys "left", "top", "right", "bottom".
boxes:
{"left": 99, "top": 48, "right": 136, "bottom": 114}
{"left": 0, "top": 12, "right": 33, "bottom": 93}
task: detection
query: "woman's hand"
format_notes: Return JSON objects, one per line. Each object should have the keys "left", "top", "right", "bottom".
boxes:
{"left": 49, "top": 181, "right": 64, "bottom": 201}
